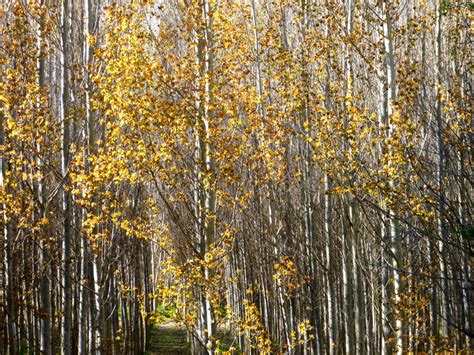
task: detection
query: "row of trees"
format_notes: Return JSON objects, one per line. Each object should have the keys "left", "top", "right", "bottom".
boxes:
{"left": 1, "top": 0, "right": 472, "bottom": 353}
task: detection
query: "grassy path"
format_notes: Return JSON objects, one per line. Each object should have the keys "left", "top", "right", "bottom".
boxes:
{"left": 149, "top": 321, "right": 191, "bottom": 355}
{"left": 148, "top": 317, "right": 238, "bottom": 354}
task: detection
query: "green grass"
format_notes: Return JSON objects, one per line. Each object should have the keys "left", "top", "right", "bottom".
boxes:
{"left": 154, "top": 303, "right": 177, "bottom": 324}
{"left": 146, "top": 305, "right": 243, "bottom": 354}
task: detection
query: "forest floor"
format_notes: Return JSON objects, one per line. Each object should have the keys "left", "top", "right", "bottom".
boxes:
{"left": 147, "top": 306, "right": 238, "bottom": 354}
{"left": 148, "top": 319, "right": 238, "bottom": 354}
{"left": 149, "top": 320, "right": 191, "bottom": 355}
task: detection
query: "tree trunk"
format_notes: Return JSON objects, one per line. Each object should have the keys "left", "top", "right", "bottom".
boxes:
{"left": 435, "top": 2, "right": 449, "bottom": 340}
{"left": 60, "top": 0, "right": 73, "bottom": 351}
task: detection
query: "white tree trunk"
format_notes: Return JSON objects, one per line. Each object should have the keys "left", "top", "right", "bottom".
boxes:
{"left": 435, "top": 2, "right": 449, "bottom": 340}
{"left": 194, "top": 0, "right": 216, "bottom": 351}
{"left": 60, "top": 0, "right": 72, "bottom": 351}
{"left": 382, "top": 1, "right": 402, "bottom": 353}
{"left": 36, "top": 6, "right": 52, "bottom": 353}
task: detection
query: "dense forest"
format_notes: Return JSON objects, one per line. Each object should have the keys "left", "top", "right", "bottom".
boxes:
{"left": 0, "top": 0, "right": 472, "bottom": 353}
